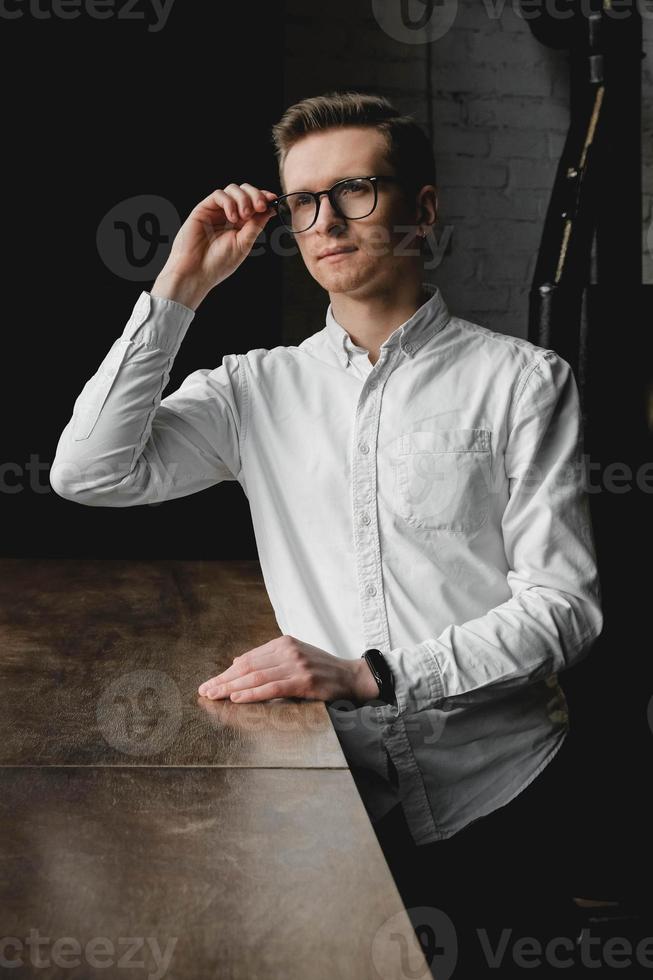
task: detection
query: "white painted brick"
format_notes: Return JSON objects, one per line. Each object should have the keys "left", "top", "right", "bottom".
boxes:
{"left": 486, "top": 189, "right": 541, "bottom": 220}
{"left": 479, "top": 251, "right": 532, "bottom": 282}
{"left": 490, "top": 313, "right": 530, "bottom": 340}
{"left": 433, "top": 96, "right": 465, "bottom": 126}
{"left": 454, "top": 218, "right": 542, "bottom": 252}
{"left": 643, "top": 195, "right": 653, "bottom": 222}
{"left": 437, "top": 248, "right": 480, "bottom": 280}
{"left": 491, "top": 128, "right": 549, "bottom": 159}
{"left": 547, "top": 130, "right": 567, "bottom": 161}
{"left": 438, "top": 157, "right": 509, "bottom": 187}
{"left": 446, "top": 282, "right": 511, "bottom": 312}
{"left": 439, "top": 187, "right": 539, "bottom": 221}
{"left": 434, "top": 126, "right": 491, "bottom": 156}
{"left": 438, "top": 187, "right": 482, "bottom": 218}
{"left": 551, "top": 72, "right": 571, "bottom": 102}
{"left": 487, "top": 218, "right": 543, "bottom": 251}
{"left": 466, "top": 95, "right": 568, "bottom": 131}
{"left": 509, "top": 159, "right": 556, "bottom": 189}
{"left": 435, "top": 61, "right": 551, "bottom": 97}
{"left": 465, "top": 27, "right": 544, "bottom": 65}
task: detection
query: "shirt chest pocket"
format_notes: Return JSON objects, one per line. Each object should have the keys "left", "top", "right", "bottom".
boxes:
{"left": 393, "top": 428, "right": 492, "bottom": 532}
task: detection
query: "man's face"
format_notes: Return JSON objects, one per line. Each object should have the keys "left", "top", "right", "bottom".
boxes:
{"left": 280, "top": 126, "right": 422, "bottom": 297}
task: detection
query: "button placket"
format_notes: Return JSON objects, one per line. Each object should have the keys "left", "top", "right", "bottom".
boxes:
{"left": 351, "top": 363, "right": 391, "bottom": 650}
{"left": 356, "top": 349, "right": 439, "bottom": 841}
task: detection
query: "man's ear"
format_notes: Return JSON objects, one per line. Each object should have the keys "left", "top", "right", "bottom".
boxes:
{"left": 416, "top": 186, "right": 437, "bottom": 225}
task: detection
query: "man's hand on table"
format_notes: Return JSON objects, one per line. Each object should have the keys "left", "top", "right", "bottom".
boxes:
{"left": 198, "top": 635, "right": 380, "bottom": 706}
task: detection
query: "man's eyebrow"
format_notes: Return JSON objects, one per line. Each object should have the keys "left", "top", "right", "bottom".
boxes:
{"left": 284, "top": 174, "right": 362, "bottom": 195}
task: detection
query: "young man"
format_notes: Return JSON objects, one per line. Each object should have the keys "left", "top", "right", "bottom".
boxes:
{"left": 51, "top": 92, "right": 603, "bottom": 923}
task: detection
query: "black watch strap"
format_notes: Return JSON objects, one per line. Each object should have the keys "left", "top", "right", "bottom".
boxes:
{"left": 362, "top": 648, "right": 396, "bottom": 705}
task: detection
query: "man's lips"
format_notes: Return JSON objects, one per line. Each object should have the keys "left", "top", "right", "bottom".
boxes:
{"left": 317, "top": 246, "right": 358, "bottom": 260}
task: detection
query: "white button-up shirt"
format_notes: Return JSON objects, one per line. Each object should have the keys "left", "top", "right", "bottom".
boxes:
{"left": 50, "top": 281, "right": 603, "bottom": 845}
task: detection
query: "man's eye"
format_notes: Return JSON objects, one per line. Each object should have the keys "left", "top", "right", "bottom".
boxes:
{"left": 341, "top": 181, "right": 364, "bottom": 194}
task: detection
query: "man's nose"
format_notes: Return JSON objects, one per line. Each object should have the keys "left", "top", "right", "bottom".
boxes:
{"left": 312, "top": 193, "right": 346, "bottom": 234}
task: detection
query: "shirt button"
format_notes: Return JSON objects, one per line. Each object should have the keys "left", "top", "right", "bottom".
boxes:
{"left": 369, "top": 380, "right": 377, "bottom": 390}
{"left": 360, "top": 512, "right": 371, "bottom": 525}
{"left": 366, "top": 584, "right": 377, "bottom": 596}
{"left": 358, "top": 442, "right": 369, "bottom": 454}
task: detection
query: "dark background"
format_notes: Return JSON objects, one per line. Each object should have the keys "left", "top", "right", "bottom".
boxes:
{"left": 1, "top": 1, "right": 284, "bottom": 559}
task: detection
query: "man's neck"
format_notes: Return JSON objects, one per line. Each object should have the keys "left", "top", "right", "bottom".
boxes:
{"left": 330, "top": 275, "right": 428, "bottom": 365}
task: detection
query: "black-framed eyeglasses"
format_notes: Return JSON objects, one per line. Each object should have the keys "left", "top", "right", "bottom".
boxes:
{"left": 267, "top": 175, "right": 403, "bottom": 234}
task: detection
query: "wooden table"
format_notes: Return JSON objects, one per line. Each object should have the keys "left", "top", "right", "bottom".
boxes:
{"left": 0, "top": 558, "right": 431, "bottom": 979}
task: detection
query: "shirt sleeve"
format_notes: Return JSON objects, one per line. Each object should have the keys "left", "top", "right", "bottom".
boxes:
{"left": 382, "top": 349, "right": 604, "bottom": 716}
{"left": 49, "top": 290, "right": 245, "bottom": 507}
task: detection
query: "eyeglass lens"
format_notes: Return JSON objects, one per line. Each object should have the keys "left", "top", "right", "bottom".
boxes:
{"left": 277, "top": 178, "right": 376, "bottom": 233}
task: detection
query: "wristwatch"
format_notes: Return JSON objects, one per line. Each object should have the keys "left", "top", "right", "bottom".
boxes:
{"left": 362, "top": 648, "right": 396, "bottom": 706}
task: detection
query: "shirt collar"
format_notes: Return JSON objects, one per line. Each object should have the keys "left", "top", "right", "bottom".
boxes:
{"left": 324, "top": 281, "right": 451, "bottom": 369}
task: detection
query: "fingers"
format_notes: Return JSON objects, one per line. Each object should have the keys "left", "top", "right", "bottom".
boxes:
{"left": 198, "top": 644, "right": 279, "bottom": 697}
{"left": 228, "top": 680, "right": 292, "bottom": 702}
{"left": 223, "top": 183, "right": 277, "bottom": 223}
{"left": 238, "top": 183, "right": 277, "bottom": 213}
{"left": 209, "top": 189, "right": 239, "bottom": 225}
{"left": 199, "top": 664, "right": 288, "bottom": 700}
{"left": 193, "top": 184, "right": 277, "bottom": 228}
{"left": 198, "top": 636, "right": 303, "bottom": 701}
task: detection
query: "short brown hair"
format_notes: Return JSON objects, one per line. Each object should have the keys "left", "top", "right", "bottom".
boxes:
{"left": 270, "top": 90, "right": 436, "bottom": 204}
